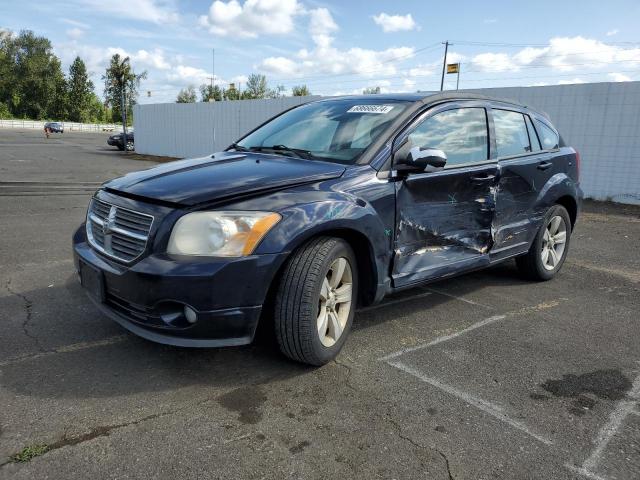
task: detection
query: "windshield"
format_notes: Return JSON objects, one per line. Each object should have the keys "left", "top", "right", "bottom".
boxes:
{"left": 234, "top": 99, "right": 409, "bottom": 164}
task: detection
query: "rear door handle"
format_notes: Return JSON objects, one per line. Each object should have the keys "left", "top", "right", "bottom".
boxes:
{"left": 537, "top": 161, "right": 553, "bottom": 170}
{"left": 470, "top": 174, "right": 496, "bottom": 182}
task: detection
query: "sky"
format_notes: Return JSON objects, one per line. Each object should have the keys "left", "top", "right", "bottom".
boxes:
{"left": 2, "top": 0, "right": 640, "bottom": 104}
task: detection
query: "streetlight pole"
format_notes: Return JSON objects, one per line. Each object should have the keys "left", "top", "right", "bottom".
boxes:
{"left": 440, "top": 41, "right": 449, "bottom": 92}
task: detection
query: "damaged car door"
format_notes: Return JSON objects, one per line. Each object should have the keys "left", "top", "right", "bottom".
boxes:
{"left": 392, "top": 103, "right": 498, "bottom": 287}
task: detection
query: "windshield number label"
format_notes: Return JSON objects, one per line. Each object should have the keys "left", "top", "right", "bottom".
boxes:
{"left": 346, "top": 105, "right": 395, "bottom": 114}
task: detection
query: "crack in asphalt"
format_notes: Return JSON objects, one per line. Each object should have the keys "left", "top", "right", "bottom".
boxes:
{"left": 337, "top": 362, "right": 455, "bottom": 480}
{"left": 5, "top": 279, "right": 47, "bottom": 353}
{"left": 1, "top": 410, "right": 181, "bottom": 468}
{"left": 333, "top": 358, "right": 358, "bottom": 393}
{"left": 385, "top": 415, "right": 455, "bottom": 479}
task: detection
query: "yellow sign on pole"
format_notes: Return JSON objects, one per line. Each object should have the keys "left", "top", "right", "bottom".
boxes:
{"left": 447, "top": 63, "right": 460, "bottom": 74}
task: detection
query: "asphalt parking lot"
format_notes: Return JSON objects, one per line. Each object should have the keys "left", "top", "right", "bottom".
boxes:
{"left": 1, "top": 128, "right": 639, "bottom": 480}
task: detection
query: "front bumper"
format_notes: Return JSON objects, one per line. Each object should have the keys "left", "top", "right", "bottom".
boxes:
{"left": 73, "top": 225, "right": 287, "bottom": 347}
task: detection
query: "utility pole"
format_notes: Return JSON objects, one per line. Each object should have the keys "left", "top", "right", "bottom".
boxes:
{"left": 440, "top": 41, "right": 450, "bottom": 91}
{"left": 212, "top": 47, "right": 216, "bottom": 149}
{"left": 120, "top": 81, "right": 128, "bottom": 149}
{"left": 456, "top": 63, "right": 461, "bottom": 90}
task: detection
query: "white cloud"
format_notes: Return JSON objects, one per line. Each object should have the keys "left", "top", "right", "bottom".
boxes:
{"left": 472, "top": 52, "right": 512, "bottom": 72}
{"left": 372, "top": 13, "right": 417, "bottom": 33}
{"left": 259, "top": 44, "right": 415, "bottom": 78}
{"left": 609, "top": 72, "right": 631, "bottom": 82}
{"left": 199, "top": 0, "right": 301, "bottom": 38}
{"left": 78, "top": 0, "right": 179, "bottom": 24}
{"left": 558, "top": 78, "right": 585, "bottom": 85}
{"left": 66, "top": 28, "right": 85, "bottom": 40}
{"left": 60, "top": 18, "right": 90, "bottom": 29}
{"left": 606, "top": 29, "right": 619, "bottom": 37}
{"left": 309, "top": 7, "right": 338, "bottom": 47}
{"left": 469, "top": 36, "right": 640, "bottom": 74}
{"left": 483, "top": 18, "right": 498, "bottom": 24}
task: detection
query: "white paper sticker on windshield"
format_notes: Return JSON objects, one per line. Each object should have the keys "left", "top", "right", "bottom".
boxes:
{"left": 346, "top": 105, "right": 395, "bottom": 114}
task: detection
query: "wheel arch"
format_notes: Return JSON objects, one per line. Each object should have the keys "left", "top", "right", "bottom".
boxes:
{"left": 555, "top": 195, "right": 578, "bottom": 229}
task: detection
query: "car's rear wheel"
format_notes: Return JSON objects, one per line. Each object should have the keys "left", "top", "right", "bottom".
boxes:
{"left": 274, "top": 237, "right": 357, "bottom": 366}
{"left": 516, "top": 204, "right": 572, "bottom": 280}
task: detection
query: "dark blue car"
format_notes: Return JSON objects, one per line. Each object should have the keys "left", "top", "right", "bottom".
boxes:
{"left": 73, "top": 93, "right": 582, "bottom": 365}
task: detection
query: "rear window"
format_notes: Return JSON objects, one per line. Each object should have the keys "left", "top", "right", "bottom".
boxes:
{"left": 534, "top": 120, "right": 560, "bottom": 149}
{"left": 493, "top": 109, "right": 530, "bottom": 157}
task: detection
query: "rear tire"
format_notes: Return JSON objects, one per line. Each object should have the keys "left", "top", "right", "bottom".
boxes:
{"left": 274, "top": 237, "right": 357, "bottom": 366}
{"left": 516, "top": 204, "right": 572, "bottom": 281}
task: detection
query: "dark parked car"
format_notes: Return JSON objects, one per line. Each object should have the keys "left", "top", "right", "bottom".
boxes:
{"left": 73, "top": 93, "right": 582, "bottom": 365}
{"left": 107, "top": 130, "right": 134, "bottom": 151}
{"left": 44, "top": 122, "right": 64, "bottom": 133}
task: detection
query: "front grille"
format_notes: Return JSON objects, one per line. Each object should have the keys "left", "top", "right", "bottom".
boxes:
{"left": 86, "top": 198, "right": 154, "bottom": 262}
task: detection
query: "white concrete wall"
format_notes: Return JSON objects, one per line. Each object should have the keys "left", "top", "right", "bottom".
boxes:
{"left": 134, "top": 96, "right": 320, "bottom": 159}
{"left": 467, "top": 82, "right": 640, "bottom": 205}
{"left": 134, "top": 82, "right": 640, "bottom": 204}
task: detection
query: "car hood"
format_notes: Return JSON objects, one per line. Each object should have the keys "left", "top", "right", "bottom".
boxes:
{"left": 102, "top": 151, "right": 346, "bottom": 206}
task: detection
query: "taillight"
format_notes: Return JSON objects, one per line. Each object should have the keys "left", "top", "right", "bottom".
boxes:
{"left": 574, "top": 150, "right": 580, "bottom": 182}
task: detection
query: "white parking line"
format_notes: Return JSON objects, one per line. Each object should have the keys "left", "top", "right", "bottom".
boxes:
{"left": 566, "top": 371, "right": 640, "bottom": 480}
{"left": 380, "top": 314, "right": 507, "bottom": 362}
{"left": 388, "top": 359, "right": 554, "bottom": 445}
{"left": 424, "top": 287, "right": 492, "bottom": 308}
{"left": 357, "top": 291, "right": 433, "bottom": 313}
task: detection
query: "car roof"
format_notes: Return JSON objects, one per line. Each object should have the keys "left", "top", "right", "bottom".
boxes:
{"left": 321, "top": 91, "right": 548, "bottom": 119}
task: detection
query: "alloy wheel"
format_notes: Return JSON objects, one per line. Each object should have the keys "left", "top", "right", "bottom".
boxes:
{"left": 541, "top": 215, "right": 567, "bottom": 271}
{"left": 317, "top": 257, "right": 353, "bottom": 347}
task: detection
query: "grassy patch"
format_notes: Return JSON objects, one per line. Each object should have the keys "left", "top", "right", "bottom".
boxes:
{"left": 9, "top": 444, "right": 49, "bottom": 463}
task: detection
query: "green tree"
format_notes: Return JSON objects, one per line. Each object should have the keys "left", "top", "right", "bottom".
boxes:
{"left": 103, "top": 53, "right": 147, "bottom": 126}
{"left": 292, "top": 85, "right": 311, "bottom": 96}
{"left": 362, "top": 86, "right": 381, "bottom": 94}
{"left": 176, "top": 85, "right": 197, "bottom": 103}
{"left": 0, "top": 30, "right": 67, "bottom": 119}
{"left": 242, "top": 73, "right": 269, "bottom": 99}
{"left": 0, "top": 30, "right": 17, "bottom": 117}
{"left": 224, "top": 84, "right": 241, "bottom": 101}
{"left": 67, "top": 56, "right": 94, "bottom": 122}
{"left": 86, "top": 93, "right": 106, "bottom": 123}
{"left": 199, "top": 83, "right": 222, "bottom": 102}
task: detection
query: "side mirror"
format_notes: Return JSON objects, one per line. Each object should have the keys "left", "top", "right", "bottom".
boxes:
{"left": 395, "top": 142, "right": 447, "bottom": 173}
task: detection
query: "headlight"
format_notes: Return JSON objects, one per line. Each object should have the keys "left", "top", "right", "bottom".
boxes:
{"left": 167, "top": 211, "right": 281, "bottom": 257}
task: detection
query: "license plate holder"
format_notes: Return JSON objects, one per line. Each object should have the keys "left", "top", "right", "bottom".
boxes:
{"left": 79, "top": 260, "right": 105, "bottom": 303}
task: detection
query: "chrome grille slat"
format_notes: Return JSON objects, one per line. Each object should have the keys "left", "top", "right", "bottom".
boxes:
{"left": 86, "top": 199, "right": 154, "bottom": 263}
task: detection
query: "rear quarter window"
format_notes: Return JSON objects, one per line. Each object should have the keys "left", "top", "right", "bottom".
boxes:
{"left": 493, "top": 109, "right": 530, "bottom": 157}
{"left": 534, "top": 120, "right": 560, "bottom": 149}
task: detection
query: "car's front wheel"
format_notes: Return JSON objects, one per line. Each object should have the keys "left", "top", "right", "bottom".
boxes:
{"left": 274, "top": 237, "right": 357, "bottom": 366}
{"left": 516, "top": 204, "right": 572, "bottom": 280}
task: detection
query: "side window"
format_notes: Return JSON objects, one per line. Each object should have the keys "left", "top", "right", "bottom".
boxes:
{"left": 534, "top": 119, "right": 560, "bottom": 150}
{"left": 407, "top": 108, "right": 488, "bottom": 166}
{"left": 493, "top": 109, "right": 530, "bottom": 157}
{"left": 525, "top": 115, "right": 541, "bottom": 152}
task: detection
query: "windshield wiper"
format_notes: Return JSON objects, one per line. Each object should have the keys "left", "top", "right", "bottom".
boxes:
{"left": 248, "top": 144, "right": 314, "bottom": 159}
{"left": 227, "top": 142, "right": 250, "bottom": 152}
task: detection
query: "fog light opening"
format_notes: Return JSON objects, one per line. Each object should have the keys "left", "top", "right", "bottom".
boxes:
{"left": 184, "top": 306, "right": 198, "bottom": 324}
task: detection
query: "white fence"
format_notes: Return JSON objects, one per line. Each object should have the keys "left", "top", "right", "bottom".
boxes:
{"left": 0, "top": 118, "right": 121, "bottom": 132}
{"left": 134, "top": 82, "right": 640, "bottom": 204}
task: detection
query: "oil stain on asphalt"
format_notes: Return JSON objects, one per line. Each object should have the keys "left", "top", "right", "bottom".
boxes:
{"left": 217, "top": 386, "right": 267, "bottom": 424}
{"left": 533, "top": 369, "right": 633, "bottom": 416}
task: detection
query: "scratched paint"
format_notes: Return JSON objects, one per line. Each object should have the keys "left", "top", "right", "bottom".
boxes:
{"left": 392, "top": 164, "right": 498, "bottom": 287}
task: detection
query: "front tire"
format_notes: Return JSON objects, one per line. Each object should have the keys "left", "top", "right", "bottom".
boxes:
{"left": 274, "top": 237, "right": 358, "bottom": 366}
{"left": 516, "top": 204, "right": 572, "bottom": 281}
